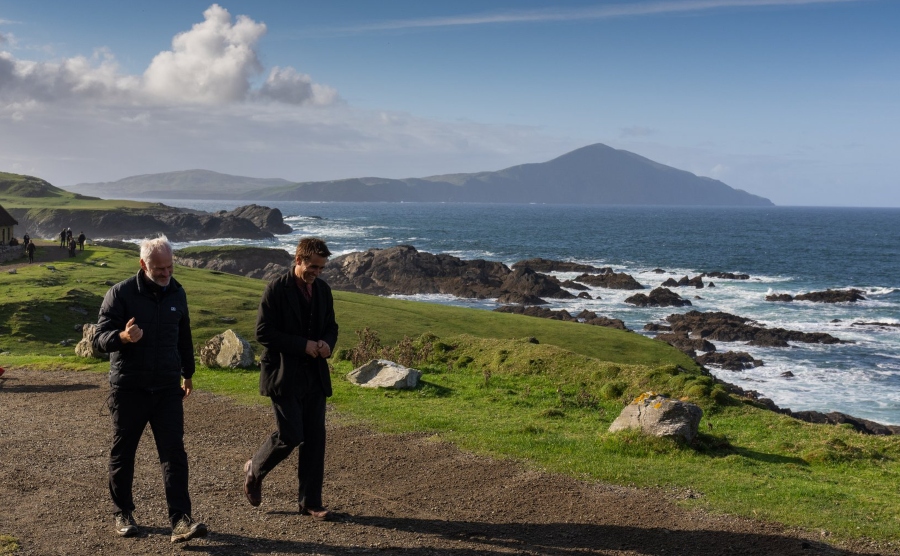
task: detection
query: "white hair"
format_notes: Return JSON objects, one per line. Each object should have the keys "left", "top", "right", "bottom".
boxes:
{"left": 140, "top": 234, "right": 173, "bottom": 262}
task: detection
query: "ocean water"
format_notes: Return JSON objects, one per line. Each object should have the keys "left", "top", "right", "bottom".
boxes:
{"left": 160, "top": 201, "right": 900, "bottom": 425}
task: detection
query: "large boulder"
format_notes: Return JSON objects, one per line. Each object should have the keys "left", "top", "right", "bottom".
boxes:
{"left": 322, "top": 245, "right": 573, "bottom": 300}
{"left": 696, "top": 351, "right": 763, "bottom": 371}
{"left": 347, "top": 359, "right": 421, "bottom": 389}
{"left": 796, "top": 289, "right": 866, "bottom": 303}
{"left": 199, "top": 329, "right": 255, "bottom": 368}
{"left": 175, "top": 246, "right": 292, "bottom": 280}
{"left": 574, "top": 271, "right": 643, "bottom": 290}
{"left": 664, "top": 310, "right": 846, "bottom": 346}
{"left": 609, "top": 392, "right": 703, "bottom": 443}
{"left": 74, "top": 324, "right": 109, "bottom": 360}
{"left": 625, "top": 287, "right": 692, "bottom": 307}
{"left": 218, "top": 204, "right": 292, "bottom": 235}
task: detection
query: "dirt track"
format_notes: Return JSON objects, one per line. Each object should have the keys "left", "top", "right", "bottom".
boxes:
{"left": 0, "top": 368, "right": 893, "bottom": 556}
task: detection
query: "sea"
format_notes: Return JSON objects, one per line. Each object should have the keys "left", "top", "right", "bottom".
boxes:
{"left": 154, "top": 201, "right": 900, "bottom": 425}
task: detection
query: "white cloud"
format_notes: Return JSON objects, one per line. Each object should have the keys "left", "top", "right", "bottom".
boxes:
{"left": 257, "top": 66, "right": 339, "bottom": 106}
{"left": 0, "top": 4, "right": 336, "bottom": 110}
{"left": 142, "top": 4, "right": 265, "bottom": 104}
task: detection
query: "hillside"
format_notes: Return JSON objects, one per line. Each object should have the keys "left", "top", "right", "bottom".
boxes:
{"left": 64, "top": 169, "right": 292, "bottom": 199}
{"left": 61, "top": 144, "right": 774, "bottom": 206}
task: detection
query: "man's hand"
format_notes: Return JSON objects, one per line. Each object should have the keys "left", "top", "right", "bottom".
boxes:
{"left": 119, "top": 317, "right": 143, "bottom": 344}
{"left": 305, "top": 340, "right": 320, "bottom": 357}
{"left": 182, "top": 378, "right": 193, "bottom": 398}
{"left": 316, "top": 340, "right": 331, "bottom": 358}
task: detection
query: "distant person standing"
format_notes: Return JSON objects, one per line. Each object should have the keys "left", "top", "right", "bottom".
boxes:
{"left": 77, "top": 231, "right": 86, "bottom": 251}
{"left": 243, "top": 237, "right": 339, "bottom": 520}
{"left": 22, "top": 232, "right": 30, "bottom": 245}
{"left": 59, "top": 228, "right": 66, "bottom": 248}
{"left": 26, "top": 240, "right": 35, "bottom": 263}
{"left": 92, "top": 235, "right": 208, "bottom": 543}
{"left": 68, "top": 237, "right": 77, "bottom": 257}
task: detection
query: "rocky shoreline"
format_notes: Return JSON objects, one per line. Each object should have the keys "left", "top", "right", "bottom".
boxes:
{"left": 9, "top": 203, "right": 290, "bottom": 242}
{"left": 173, "top": 243, "right": 897, "bottom": 435}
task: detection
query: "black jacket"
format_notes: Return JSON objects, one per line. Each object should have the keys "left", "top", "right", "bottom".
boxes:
{"left": 256, "top": 268, "right": 338, "bottom": 398}
{"left": 93, "top": 270, "right": 195, "bottom": 390}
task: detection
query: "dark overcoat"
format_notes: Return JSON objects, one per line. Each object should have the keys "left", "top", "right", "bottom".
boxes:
{"left": 256, "top": 268, "right": 338, "bottom": 397}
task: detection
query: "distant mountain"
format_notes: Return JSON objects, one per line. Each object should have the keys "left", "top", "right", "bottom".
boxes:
{"left": 64, "top": 144, "right": 774, "bottom": 206}
{"left": 64, "top": 169, "right": 293, "bottom": 200}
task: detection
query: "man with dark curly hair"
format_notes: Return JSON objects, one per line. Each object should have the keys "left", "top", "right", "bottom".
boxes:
{"left": 243, "top": 237, "right": 339, "bottom": 520}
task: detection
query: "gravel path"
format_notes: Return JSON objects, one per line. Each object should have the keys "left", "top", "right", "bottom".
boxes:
{"left": 0, "top": 368, "right": 890, "bottom": 555}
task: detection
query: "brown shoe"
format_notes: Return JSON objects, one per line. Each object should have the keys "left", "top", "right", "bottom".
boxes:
{"left": 300, "top": 506, "right": 332, "bottom": 521}
{"left": 243, "top": 459, "right": 262, "bottom": 507}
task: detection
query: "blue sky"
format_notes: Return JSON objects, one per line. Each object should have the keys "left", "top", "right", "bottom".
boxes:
{"left": 0, "top": 0, "right": 897, "bottom": 206}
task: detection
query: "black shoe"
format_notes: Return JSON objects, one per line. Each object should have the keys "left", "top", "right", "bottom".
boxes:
{"left": 114, "top": 512, "right": 139, "bottom": 537}
{"left": 300, "top": 505, "right": 332, "bottom": 521}
{"left": 170, "top": 515, "right": 208, "bottom": 543}
{"left": 243, "top": 459, "right": 262, "bottom": 506}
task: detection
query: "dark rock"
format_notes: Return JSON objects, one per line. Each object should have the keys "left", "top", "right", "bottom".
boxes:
{"left": 495, "top": 305, "right": 628, "bottom": 330}
{"left": 676, "top": 275, "right": 704, "bottom": 288}
{"left": 780, "top": 371, "right": 794, "bottom": 378}
{"left": 323, "top": 245, "right": 574, "bottom": 301}
{"left": 661, "top": 278, "right": 678, "bottom": 287}
{"left": 576, "top": 292, "right": 592, "bottom": 299}
{"left": 219, "top": 204, "right": 292, "bottom": 235}
{"left": 696, "top": 351, "right": 763, "bottom": 371}
{"left": 765, "top": 293, "right": 794, "bottom": 302}
{"left": 560, "top": 280, "right": 589, "bottom": 291}
{"left": 794, "top": 289, "right": 867, "bottom": 303}
{"left": 789, "top": 411, "right": 900, "bottom": 435}
{"left": 654, "top": 332, "right": 716, "bottom": 354}
{"left": 625, "top": 287, "right": 691, "bottom": 307}
{"left": 501, "top": 267, "right": 577, "bottom": 300}
{"left": 664, "top": 310, "right": 847, "bottom": 346}
{"left": 852, "top": 321, "right": 900, "bottom": 329}
{"left": 575, "top": 271, "right": 643, "bottom": 290}
{"left": 512, "top": 258, "right": 600, "bottom": 273}
{"left": 651, "top": 268, "right": 666, "bottom": 274}
{"left": 702, "top": 271, "right": 750, "bottom": 280}
{"left": 175, "top": 246, "right": 292, "bottom": 281}
{"left": 643, "top": 323, "right": 672, "bottom": 332}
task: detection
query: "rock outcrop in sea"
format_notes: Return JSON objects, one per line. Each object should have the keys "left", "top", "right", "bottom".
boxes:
{"left": 322, "top": 245, "right": 576, "bottom": 300}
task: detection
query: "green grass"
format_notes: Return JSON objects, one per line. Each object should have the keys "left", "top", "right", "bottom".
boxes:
{"left": 2, "top": 244, "right": 899, "bottom": 549}
{"left": 0, "top": 534, "right": 20, "bottom": 555}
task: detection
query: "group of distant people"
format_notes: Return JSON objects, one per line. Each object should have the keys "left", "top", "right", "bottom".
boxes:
{"left": 8, "top": 229, "right": 88, "bottom": 263}
{"left": 59, "top": 227, "right": 86, "bottom": 256}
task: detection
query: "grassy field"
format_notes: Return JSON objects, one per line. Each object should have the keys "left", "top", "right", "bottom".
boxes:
{"left": 2, "top": 244, "right": 898, "bottom": 548}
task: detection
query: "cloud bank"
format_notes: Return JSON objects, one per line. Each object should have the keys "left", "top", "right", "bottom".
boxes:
{"left": 0, "top": 4, "right": 337, "bottom": 109}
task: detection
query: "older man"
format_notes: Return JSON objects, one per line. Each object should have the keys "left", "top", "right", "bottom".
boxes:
{"left": 243, "top": 237, "right": 339, "bottom": 520}
{"left": 93, "top": 235, "right": 208, "bottom": 543}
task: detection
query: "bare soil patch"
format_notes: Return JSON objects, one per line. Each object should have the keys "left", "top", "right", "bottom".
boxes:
{"left": 0, "top": 368, "right": 892, "bottom": 556}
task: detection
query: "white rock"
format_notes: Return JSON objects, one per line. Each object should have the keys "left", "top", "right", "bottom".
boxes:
{"left": 347, "top": 359, "right": 421, "bottom": 389}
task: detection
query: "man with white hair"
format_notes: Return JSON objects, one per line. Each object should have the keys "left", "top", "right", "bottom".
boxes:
{"left": 93, "top": 234, "right": 208, "bottom": 543}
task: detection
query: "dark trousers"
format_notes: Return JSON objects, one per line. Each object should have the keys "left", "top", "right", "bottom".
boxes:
{"left": 107, "top": 387, "right": 191, "bottom": 526}
{"left": 250, "top": 387, "right": 327, "bottom": 508}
